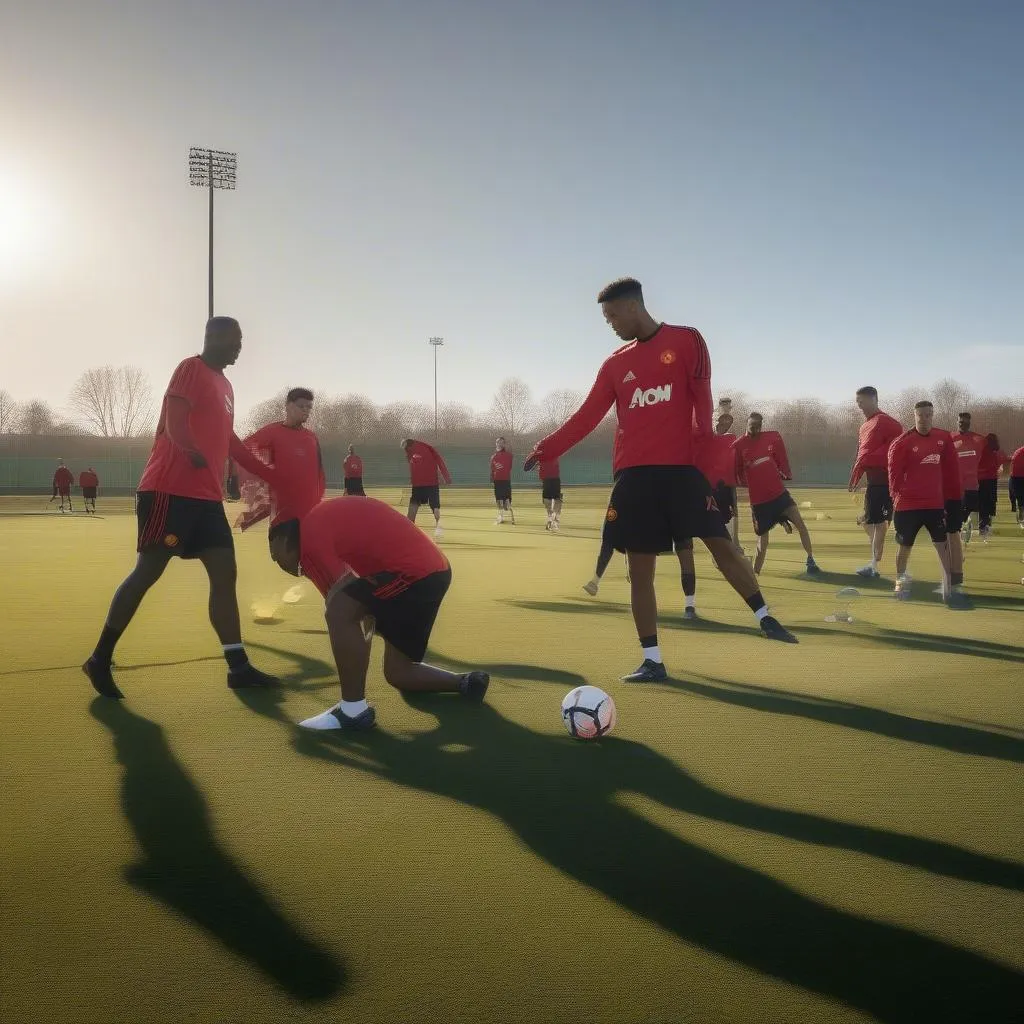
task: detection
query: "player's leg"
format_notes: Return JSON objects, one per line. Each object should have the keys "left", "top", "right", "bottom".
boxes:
{"left": 784, "top": 506, "right": 822, "bottom": 574}
{"left": 430, "top": 489, "right": 442, "bottom": 536}
{"left": 552, "top": 487, "right": 563, "bottom": 529}
{"left": 892, "top": 512, "right": 917, "bottom": 598}
{"left": 494, "top": 485, "right": 504, "bottom": 524}
{"left": 407, "top": 502, "right": 419, "bottom": 522}
{"left": 584, "top": 537, "right": 616, "bottom": 595}
{"left": 506, "top": 492, "right": 515, "bottom": 524}
{"left": 753, "top": 529, "right": 770, "bottom": 575}
{"left": 624, "top": 551, "right": 665, "bottom": 680}
{"left": 676, "top": 540, "right": 698, "bottom": 618}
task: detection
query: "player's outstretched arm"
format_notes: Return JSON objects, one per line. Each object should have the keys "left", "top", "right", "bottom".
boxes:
{"left": 525, "top": 368, "right": 615, "bottom": 470}
{"left": 229, "top": 433, "right": 277, "bottom": 481}
{"left": 776, "top": 435, "right": 794, "bottom": 480}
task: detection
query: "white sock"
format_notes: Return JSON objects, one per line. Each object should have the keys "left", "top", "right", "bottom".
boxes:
{"left": 870, "top": 558, "right": 878, "bottom": 570}
{"left": 754, "top": 606, "right": 769, "bottom": 622}
{"left": 339, "top": 699, "right": 369, "bottom": 717}
{"left": 590, "top": 576, "right": 600, "bottom": 586}
{"left": 642, "top": 644, "right": 662, "bottom": 663}
{"left": 684, "top": 595, "right": 696, "bottom": 609}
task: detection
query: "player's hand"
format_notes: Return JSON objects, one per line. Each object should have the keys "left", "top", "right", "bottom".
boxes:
{"left": 523, "top": 453, "right": 539, "bottom": 472}
{"left": 187, "top": 449, "right": 208, "bottom": 469}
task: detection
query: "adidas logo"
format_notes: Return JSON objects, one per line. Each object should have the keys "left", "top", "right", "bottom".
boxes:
{"left": 623, "top": 371, "right": 637, "bottom": 383}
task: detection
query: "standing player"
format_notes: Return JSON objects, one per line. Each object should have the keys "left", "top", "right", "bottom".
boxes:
{"left": 343, "top": 445, "right": 365, "bottom": 495}
{"left": 79, "top": 466, "right": 99, "bottom": 514}
{"left": 977, "top": 433, "right": 1009, "bottom": 538}
{"left": 849, "top": 387, "right": 903, "bottom": 577}
{"left": 237, "top": 387, "right": 325, "bottom": 532}
{"left": 402, "top": 438, "right": 450, "bottom": 537}
{"left": 734, "top": 413, "right": 822, "bottom": 577}
{"left": 490, "top": 437, "right": 515, "bottom": 524}
{"left": 52, "top": 460, "right": 74, "bottom": 512}
{"left": 702, "top": 408, "right": 741, "bottom": 550}
{"left": 526, "top": 277, "right": 796, "bottom": 683}
{"left": 1009, "top": 444, "right": 1024, "bottom": 528}
{"left": 267, "top": 496, "right": 490, "bottom": 729}
{"left": 951, "top": 412, "right": 986, "bottom": 544}
{"left": 887, "top": 402, "right": 957, "bottom": 603}
{"left": 82, "top": 317, "right": 280, "bottom": 699}
{"left": 539, "top": 456, "right": 562, "bottom": 531}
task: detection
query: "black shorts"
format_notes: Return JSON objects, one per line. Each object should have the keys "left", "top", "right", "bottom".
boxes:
{"left": 541, "top": 478, "right": 562, "bottom": 502}
{"left": 1010, "top": 476, "right": 1024, "bottom": 510}
{"left": 344, "top": 477, "right": 365, "bottom": 496}
{"left": 410, "top": 485, "right": 440, "bottom": 509}
{"left": 713, "top": 483, "right": 736, "bottom": 523}
{"left": 82, "top": 487, "right": 97, "bottom": 500}
{"left": 978, "top": 479, "right": 997, "bottom": 518}
{"left": 751, "top": 490, "right": 796, "bottom": 537}
{"left": 962, "top": 489, "right": 979, "bottom": 513}
{"left": 493, "top": 480, "right": 512, "bottom": 503}
{"left": 894, "top": 508, "right": 947, "bottom": 547}
{"left": 863, "top": 483, "right": 893, "bottom": 525}
{"left": 136, "top": 491, "right": 233, "bottom": 559}
{"left": 944, "top": 498, "right": 965, "bottom": 534}
{"left": 603, "top": 466, "right": 728, "bottom": 554}
{"left": 341, "top": 568, "right": 452, "bottom": 662}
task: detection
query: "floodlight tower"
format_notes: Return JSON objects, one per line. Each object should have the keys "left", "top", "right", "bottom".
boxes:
{"left": 428, "top": 336, "right": 445, "bottom": 435}
{"left": 188, "top": 147, "right": 237, "bottom": 319}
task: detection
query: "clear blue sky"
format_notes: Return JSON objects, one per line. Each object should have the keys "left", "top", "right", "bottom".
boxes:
{"left": 2, "top": 0, "right": 1021, "bottom": 421}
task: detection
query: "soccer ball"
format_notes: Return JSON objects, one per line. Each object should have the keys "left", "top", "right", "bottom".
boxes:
{"left": 561, "top": 686, "right": 616, "bottom": 741}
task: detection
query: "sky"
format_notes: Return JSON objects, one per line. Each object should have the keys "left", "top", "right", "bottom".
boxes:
{"left": 1, "top": 0, "right": 1022, "bottom": 422}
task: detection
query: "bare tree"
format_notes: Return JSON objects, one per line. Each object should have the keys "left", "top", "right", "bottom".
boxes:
{"left": 536, "top": 389, "right": 584, "bottom": 431}
{"left": 0, "top": 389, "right": 18, "bottom": 433}
{"left": 19, "top": 400, "right": 56, "bottom": 435}
{"left": 489, "top": 377, "right": 535, "bottom": 440}
{"left": 376, "top": 401, "right": 434, "bottom": 440}
{"left": 236, "top": 390, "right": 287, "bottom": 437}
{"left": 932, "top": 378, "right": 974, "bottom": 430}
{"left": 437, "top": 401, "right": 476, "bottom": 436}
{"left": 68, "top": 365, "right": 154, "bottom": 437}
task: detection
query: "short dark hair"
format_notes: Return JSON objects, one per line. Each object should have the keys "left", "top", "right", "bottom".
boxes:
{"left": 205, "top": 316, "right": 240, "bottom": 334}
{"left": 914, "top": 401, "right": 933, "bottom": 410}
{"left": 959, "top": 411, "right": 971, "bottom": 418}
{"left": 749, "top": 411, "right": 763, "bottom": 421}
{"left": 268, "top": 518, "right": 300, "bottom": 547}
{"left": 286, "top": 387, "right": 314, "bottom": 403}
{"left": 597, "top": 277, "right": 643, "bottom": 304}
{"left": 855, "top": 386, "right": 878, "bottom": 398}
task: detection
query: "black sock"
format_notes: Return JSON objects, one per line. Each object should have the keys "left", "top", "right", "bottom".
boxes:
{"left": 681, "top": 572, "right": 696, "bottom": 597}
{"left": 93, "top": 625, "right": 123, "bottom": 665}
{"left": 951, "top": 572, "right": 964, "bottom": 586}
{"left": 745, "top": 591, "right": 767, "bottom": 614}
{"left": 224, "top": 645, "right": 250, "bottom": 672}
{"left": 639, "top": 633, "right": 658, "bottom": 651}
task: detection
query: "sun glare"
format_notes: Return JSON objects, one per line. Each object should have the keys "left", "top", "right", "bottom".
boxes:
{"left": 0, "top": 168, "right": 56, "bottom": 291}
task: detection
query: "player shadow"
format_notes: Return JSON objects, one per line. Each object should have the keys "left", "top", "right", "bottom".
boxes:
{"left": 660, "top": 674, "right": 1024, "bottom": 764}
{"left": 281, "top": 702, "right": 1019, "bottom": 1024}
{"left": 88, "top": 697, "right": 346, "bottom": 1002}
{"left": 0, "top": 656, "right": 223, "bottom": 678}
{"left": 796, "top": 569, "right": 894, "bottom": 591}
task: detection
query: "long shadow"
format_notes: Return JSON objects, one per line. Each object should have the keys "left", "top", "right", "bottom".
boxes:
{"left": 665, "top": 674, "right": 1024, "bottom": 764}
{"left": 263, "top": 701, "right": 1021, "bottom": 1024}
{"left": 1, "top": 656, "right": 222, "bottom": 679}
{"left": 88, "top": 698, "right": 345, "bottom": 1002}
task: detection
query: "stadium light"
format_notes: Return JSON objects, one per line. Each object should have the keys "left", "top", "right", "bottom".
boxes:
{"left": 188, "top": 147, "right": 237, "bottom": 320}
{"left": 428, "top": 336, "right": 445, "bottom": 435}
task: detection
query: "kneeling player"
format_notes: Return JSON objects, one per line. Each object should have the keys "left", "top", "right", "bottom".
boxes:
{"left": 735, "top": 414, "right": 821, "bottom": 576}
{"left": 268, "top": 496, "right": 489, "bottom": 730}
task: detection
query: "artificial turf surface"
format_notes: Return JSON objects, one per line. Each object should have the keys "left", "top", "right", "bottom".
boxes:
{"left": 2, "top": 487, "right": 1022, "bottom": 1023}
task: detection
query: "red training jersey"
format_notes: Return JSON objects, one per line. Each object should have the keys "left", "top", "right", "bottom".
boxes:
{"left": 887, "top": 428, "right": 958, "bottom": 511}
{"left": 78, "top": 471, "right": 99, "bottom": 488}
{"left": 734, "top": 431, "right": 792, "bottom": 505}
{"left": 53, "top": 467, "right": 73, "bottom": 491}
{"left": 300, "top": 496, "right": 449, "bottom": 598}
{"left": 138, "top": 356, "right": 235, "bottom": 501}
{"left": 1011, "top": 446, "right": 1024, "bottom": 477}
{"left": 530, "top": 324, "right": 713, "bottom": 473}
{"left": 244, "top": 422, "right": 325, "bottom": 526}
{"left": 490, "top": 450, "right": 513, "bottom": 481}
{"left": 539, "top": 458, "right": 560, "bottom": 480}
{"left": 850, "top": 411, "right": 903, "bottom": 488}
{"left": 343, "top": 454, "right": 363, "bottom": 478}
{"left": 977, "top": 446, "right": 1009, "bottom": 481}
{"left": 406, "top": 441, "right": 451, "bottom": 487}
{"left": 950, "top": 431, "right": 986, "bottom": 492}
{"left": 700, "top": 432, "right": 737, "bottom": 488}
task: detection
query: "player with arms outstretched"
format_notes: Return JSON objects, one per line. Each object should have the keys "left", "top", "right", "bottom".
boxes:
{"left": 849, "top": 386, "right": 902, "bottom": 577}
{"left": 527, "top": 277, "right": 796, "bottom": 683}
{"left": 402, "top": 438, "right": 450, "bottom": 536}
{"left": 343, "top": 445, "right": 365, "bottom": 495}
{"left": 82, "top": 317, "right": 280, "bottom": 699}
{"left": 490, "top": 437, "right": 515, "bottom": 524}
{"left": 734, "top": 413, "right": 821, "bottom": 576}
{"left": 267, "top": 497, "right": 490, "bottom": 730}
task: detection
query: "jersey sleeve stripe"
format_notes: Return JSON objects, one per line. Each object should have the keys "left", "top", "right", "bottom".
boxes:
{"left": 691, "top": 329, "right": 711, "bottom": 379}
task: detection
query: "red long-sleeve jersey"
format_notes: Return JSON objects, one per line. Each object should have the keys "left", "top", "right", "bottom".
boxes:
{"left": 1011, "top": 447, "right": 1024, "bottom": 477}
{"left": 53, "top": 467, "right": 73, "bottom": 491}
{"left": 490, "top": 450, "right": 513, "bottom": 481}
{"left": 850, "top": 411, "right": 903, "bottom": 488}
{"left": 243, "top": 421, "right": 326, "bottom": 526}
{"left": 78, "top": 471, "right": 99, "bottom": 488}
{"left": 529, "top": 324, "right": 713, "bottom": 472}
{"left": 406, "top": 441, "right": 451, "bottom": 486}
{"left": 734, "top": 431, "right": 792, "bottom": 504}
{"left": 700, "top": 432, "right": 737, "bottom": 488}
{"left": 950, "top": 431, "right": 986, "bottom": 492}
{"left": 887, "top": 428, "right": 959, "bottom": 511}
{"left": 538, "top": 458, "right": 560, "bottom": 480}
{"left": 977, "top": 446, "right": 1009, "bottom": 481}
{"left": 343, "top": 454, "right": 363, "bottom": 478}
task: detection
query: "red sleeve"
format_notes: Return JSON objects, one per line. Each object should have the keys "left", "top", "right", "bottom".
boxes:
{"left": 165, "top": 359, "right": 202, "bottom": 403}
{"left": 941, "top": 439, "right": 961, "bottom": 500}
{"left": 229, "top": 434, "right": 276, "bottom": 480}
{"left": 243, "top": 424, "right": 276, "bottom": 459}
{"left": 424, "top": 443, "right": 451, "bottom": 484}
{"left": 301, "top": 546, "right": 348, "bottom": 598}
{"left": 686, "top": 329, "right": 714, "bottom": 439}
{"left": 165, "top": 396, "right": 198, "bottom": 451}
{"left": 887, "top": 436, "right": 906, "bottom": 500}
{"left": 532, "top": 363, "right": 616, "bottom": 461}
{"left": 316, "top": 438, "right": 326, "bottom": 501}
{"left": 489, "top": 456, "right": 496, "bottom": 482}
{"left": 774, "top": 435, "right": 793, "bottom": 480}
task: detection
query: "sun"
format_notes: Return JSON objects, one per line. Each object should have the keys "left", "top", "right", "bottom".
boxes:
{"left": 0, "top": 166, "right": 56, "bottom": 292}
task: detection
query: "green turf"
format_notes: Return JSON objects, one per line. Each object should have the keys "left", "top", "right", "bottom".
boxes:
{"left": 2, "top": 488, "right": 1022, "bottom": 1024}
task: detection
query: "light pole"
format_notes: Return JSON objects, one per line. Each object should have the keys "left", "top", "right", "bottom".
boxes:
{"left": 428, "top": 336, "right": 444, "bottom": 435}
{"left": 188, "top": 147, "right": 237, "bottom": 320}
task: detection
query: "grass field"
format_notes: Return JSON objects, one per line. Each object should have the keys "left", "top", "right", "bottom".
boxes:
{"left": 2, "top": 487, "right": 1022, "bottom": 1024}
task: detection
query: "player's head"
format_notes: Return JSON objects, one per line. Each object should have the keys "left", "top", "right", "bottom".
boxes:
{"left": 855, "top": 386, "right": 878, "bottom": 415}
{"left": 715, "top": 412, "right": 734, "bottom": 434}
{"left": 913, "top": 400, "right": 934, "bottom": 432}
{"left": 597, "top": 277, "right": 648, "bottom": 340}
{"left": 203, "top": 316, "right": 243, "bottom": 368}
{"left": 284, "top": 387, "right": 314, "bottom": 426}
{"left": 747, "top": 412, "right": 763, "bottom": 436}
{"left": 495, "top": 436, "right": 506, "bottom": 451}
{"left": 268, "top": 519, "right": 301, "bottom": 576}
{"left": 401, "top": 438, "right": 413, "bottom": 452}
{"left": 985, "top": 432, "right": 1000, "bottom": 451}
{"left": 347, "top": 444, "right": 355, "bottom": 455}
{"left": 958, "top": 412, "right": 971, "bottom": 431}
{"left": 57, "top": 459, "right": 65, "bottom": 467}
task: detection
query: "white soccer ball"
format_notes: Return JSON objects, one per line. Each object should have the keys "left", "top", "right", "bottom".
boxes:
{"left": 561, "top": 685, "right": 616, "bottom": 741}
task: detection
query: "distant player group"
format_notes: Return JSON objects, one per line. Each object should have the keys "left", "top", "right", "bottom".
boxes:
{"left": 49, "top": 461, "right": 99, "bottom": 513}
{"left": 79, "top": 281, "right": 1024, "bottom": 729}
